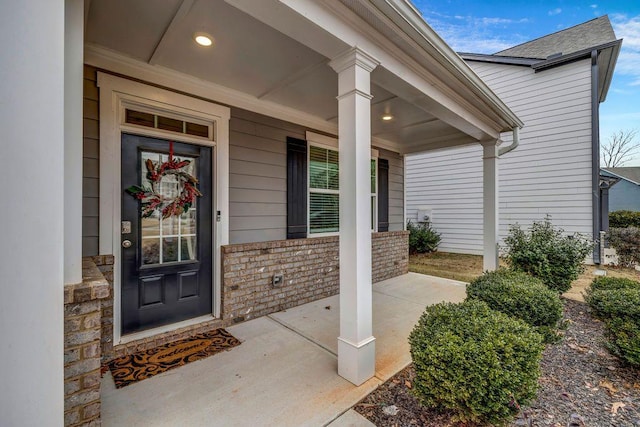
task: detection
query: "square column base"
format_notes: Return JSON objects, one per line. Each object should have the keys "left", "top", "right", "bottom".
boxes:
{"left": 337, "top": 335, "right": 376, "bottom": 386}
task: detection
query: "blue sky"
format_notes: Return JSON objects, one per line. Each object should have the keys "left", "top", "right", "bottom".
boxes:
{"left": 412, "top": 0, "right": 640, "bottom": 166}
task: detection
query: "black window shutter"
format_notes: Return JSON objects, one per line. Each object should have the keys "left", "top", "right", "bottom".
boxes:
{"left": 378, "top": 158, "right": 389, "bottom": 232}
{"left": 287, "top": 137, "right": 308, "bottom": 239}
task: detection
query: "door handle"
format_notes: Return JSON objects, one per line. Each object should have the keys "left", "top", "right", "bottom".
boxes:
{"left": 122, "top": 240, "right": 132, "bottom": 248}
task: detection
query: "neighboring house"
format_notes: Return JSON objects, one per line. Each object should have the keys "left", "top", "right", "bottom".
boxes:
{"left": 406, "top": 16, "right": 621, "bottom": 262}
{"left": 602, "top": 167, "right": 640, "bottom": 212}
{"left": 1, "top": 1, "right": 523, "bottom": 424}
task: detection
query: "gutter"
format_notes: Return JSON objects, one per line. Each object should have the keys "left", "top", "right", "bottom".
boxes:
{"left": 532, "top": 39, "right": 621, "bottom": 73}
{"left": 591, "top": 49, "right": 601, "bottom": 264}
{"left": 499, "top": 127, "right": 520, "bottom": 156}
{"left": 460, "top": 53, "right": 539, "bottom": 67}
{"left": 376, "top": 0, "right": 524, "bottom": 131}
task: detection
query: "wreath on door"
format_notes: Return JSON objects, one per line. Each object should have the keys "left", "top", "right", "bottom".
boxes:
{"left": 126, "top": 142, "right": 202, "bottom": 218}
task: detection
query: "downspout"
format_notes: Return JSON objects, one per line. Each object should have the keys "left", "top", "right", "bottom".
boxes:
{"left": 591, "top": 50, "right": 601, "bottom": 264}
{"left": 499, "top": 126, "right": 520, "bottom": 156}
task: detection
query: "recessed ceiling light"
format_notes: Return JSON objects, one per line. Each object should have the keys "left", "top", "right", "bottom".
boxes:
{"left": 194, "top": 32, "right": 213, "bottom": 47}
{"left": 382, "top": 114, "right": 394, "bottom": 121}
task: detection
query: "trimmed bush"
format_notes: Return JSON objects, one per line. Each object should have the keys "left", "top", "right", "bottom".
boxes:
{"left": 503, "top": 217, "right": 593, "bottom": 293}
{"left": 605, "top": 317, "right": 640, "bottom": 367}
{"left": 609, "top": 210, "right": 640, "bottom": 228}
{"left": 585, "top": 287, "right": 640, "bottom": 323}
{"left": 589, "top": 276, "right": 640, "bottom": 292}
{"left": 585, "top": 276, "right": 640, "bottom": 367}
{"left": 409, "top": 300, "right": 543, "bottom": 425}
{"left": 608, "top": 227, "right": 640, "bottom": 267}
{"left": 407, "top": 220, "right": 441, "bottom": 254}
{"left": 467, "top": 269, "right": 563, "bottom": 341}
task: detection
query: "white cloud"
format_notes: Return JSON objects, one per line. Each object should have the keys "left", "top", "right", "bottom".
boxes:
{"left": 421, "top": 13, "right": 529, "bottom": 54}
{"left": 590, "top": 4, "right": 598, "bottom": 9}
{"left": 611, "top": 15, "right": 640, "bottom": 87}
{"left": 548, "top": 8, "right": 562, "bottom": 16}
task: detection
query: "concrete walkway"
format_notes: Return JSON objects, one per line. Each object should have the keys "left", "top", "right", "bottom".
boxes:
{"left": 101, "top": 273, "right": 466, "bottom": 427}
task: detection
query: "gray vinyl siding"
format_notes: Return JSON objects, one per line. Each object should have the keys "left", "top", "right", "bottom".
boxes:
{"left": 82, "top": 66, "right": 100, "bottom": 256}
{"left": 609, "top": 180, "right": 640, "bottom": 212}
{"left": 228, "top": 109, "right": 301, "bottom": 244}
{"left": 228, "top": 109, "right": 405, "bottom": 243}
{"left": 406, "top": 58, "right": 593, "bottom": 255}
{"left": 81, "top": 68, "right": 405, "bottom": 252}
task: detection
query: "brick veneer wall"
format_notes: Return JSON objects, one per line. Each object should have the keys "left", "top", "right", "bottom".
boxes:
{"left": 222, "top": 236, "right": 340, "bottom": 323}
{"left": 372, "top": 231, "right": 410, "bottom": 282}
{"left": 64, "top": 258, "right": 110, "bottom": 426}
{"left": 221, "top": 231, "right": 409, "bottom": 323}
{"left": 90, "top": 255, "right": 114, "bottom": 361}
{"left": 105, "top": 231, "right": 409, "bottom": 357}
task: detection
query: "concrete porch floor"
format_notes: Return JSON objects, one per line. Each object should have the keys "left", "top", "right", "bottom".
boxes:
{"left": 101, "top": 273, "right": 466, "bottom": 426}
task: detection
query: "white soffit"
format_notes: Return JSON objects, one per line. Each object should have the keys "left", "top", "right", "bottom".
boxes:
{"left": 84, "top": 0, "right": 501, "bottom": 153}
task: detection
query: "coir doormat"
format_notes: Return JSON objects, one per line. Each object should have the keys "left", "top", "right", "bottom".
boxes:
{"left": 107, "top": 328, "right": 241, "bottom": 388}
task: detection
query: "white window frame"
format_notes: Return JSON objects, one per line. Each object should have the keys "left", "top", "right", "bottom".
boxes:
{"left": 305, "top": 132, "right": 379, "bottom": 237}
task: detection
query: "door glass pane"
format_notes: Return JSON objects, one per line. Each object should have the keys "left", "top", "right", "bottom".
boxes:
{"left": 139, "top": 149, "right": 199, "bottom": 265}
{"left": 142, "top": 238, "right": 160, "bottom": 265}
{"left": 141, "top": 211, "right": 160, "bottom": 237}
{"left": 181, "top": 236, "right": 197, "bottom": 261}
{"left": 181, "top": 208, "right": 197, "bottom": 234}
{"left": 162, "top": 216, "right": 179, "bottom": 236}
{"left": 163, "top": 237, "right": 179, "bottom": 263}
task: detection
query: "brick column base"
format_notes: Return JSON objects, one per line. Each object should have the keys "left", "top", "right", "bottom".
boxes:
{"left": 63, "top": 258, "right": 110, "bottom": 426}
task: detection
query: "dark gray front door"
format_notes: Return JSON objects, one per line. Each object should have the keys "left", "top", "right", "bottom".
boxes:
{"left": 121, "top": 134, "right": 213, "bottom": 334}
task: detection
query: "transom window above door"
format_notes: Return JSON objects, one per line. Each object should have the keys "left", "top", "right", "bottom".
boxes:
{"left": 124, "top": 108, "right": 212, "bottom": 139}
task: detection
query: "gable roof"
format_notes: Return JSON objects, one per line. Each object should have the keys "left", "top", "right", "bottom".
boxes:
{"left": 460, "top": 15, "right": 621, "bottom": 103}
{"left": 495, "top": 16, "right": 617, "bottom": 59}
{"left": 602, "top": 167, "right": 640, "bottom": 185}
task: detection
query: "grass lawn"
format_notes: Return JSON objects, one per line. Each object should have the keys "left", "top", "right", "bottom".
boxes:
{"left": 410, "top": 251, "right": 640, "bottom": 300}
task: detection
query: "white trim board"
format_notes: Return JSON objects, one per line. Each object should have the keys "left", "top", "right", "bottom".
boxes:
{"left": 97, "top": 72, "right": 230, "bottom": 344}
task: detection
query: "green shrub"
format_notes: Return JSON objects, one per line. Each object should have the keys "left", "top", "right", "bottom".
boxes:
{"left": 605, "top": 317, "right": 640, "bottom": 367}
{"left": 467, "top": 269, "right": 563, "bottom": 341}
{"left": 585, "top": 277, "right": 640, "bottom": 367}
{"left": 608, "top": 227, "right": 640, "bottom": 267}
{"left": 409, "top": 300, "right": 543, "bottom": 425}
{"left": 609, "top": 210, "right": 640, "bottom": 228}
{"left": 585, "top": 288, "right": 640, "bottom": 323}
{"left": 407, "top": 220, "right": 441, "bottom": 254}
{"left": 503, "top": 217, "right": 593, "bottom": 293}
{"left": 589, "top": 276, "right": 640, "bottom": 292}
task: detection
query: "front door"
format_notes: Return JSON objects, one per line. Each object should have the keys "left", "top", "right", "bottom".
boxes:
{"left": 121, "top": 133, "right": 213, "bottom": 334}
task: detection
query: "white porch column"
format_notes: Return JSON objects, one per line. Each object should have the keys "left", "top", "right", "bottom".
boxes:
{"left": 0, "top": 0, "right": 65, "bottom": 425}
{"left": 329, "top": 47, "right": 379, "bottom": 386}
{"left": 65, "top": 0, "right": 84, "bottom": 285}
{"left": 482, "top": 141, "right": 500, "bottom": 271}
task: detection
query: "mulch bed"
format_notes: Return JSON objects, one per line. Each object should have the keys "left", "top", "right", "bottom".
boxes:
{"left": 354, "top": 299, "right": 640, "bottom": 426}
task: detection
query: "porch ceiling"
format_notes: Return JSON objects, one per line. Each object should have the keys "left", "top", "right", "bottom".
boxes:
{"left": 85, "top": 0, "right": 493, "bottom": 153}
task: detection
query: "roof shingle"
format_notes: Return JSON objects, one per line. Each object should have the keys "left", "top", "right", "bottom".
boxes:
{"left": 495, "top": 16, "right": 617, "bottom": 59}
{"left": 602, "top": 167, "right": 640, "bottom": 185}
